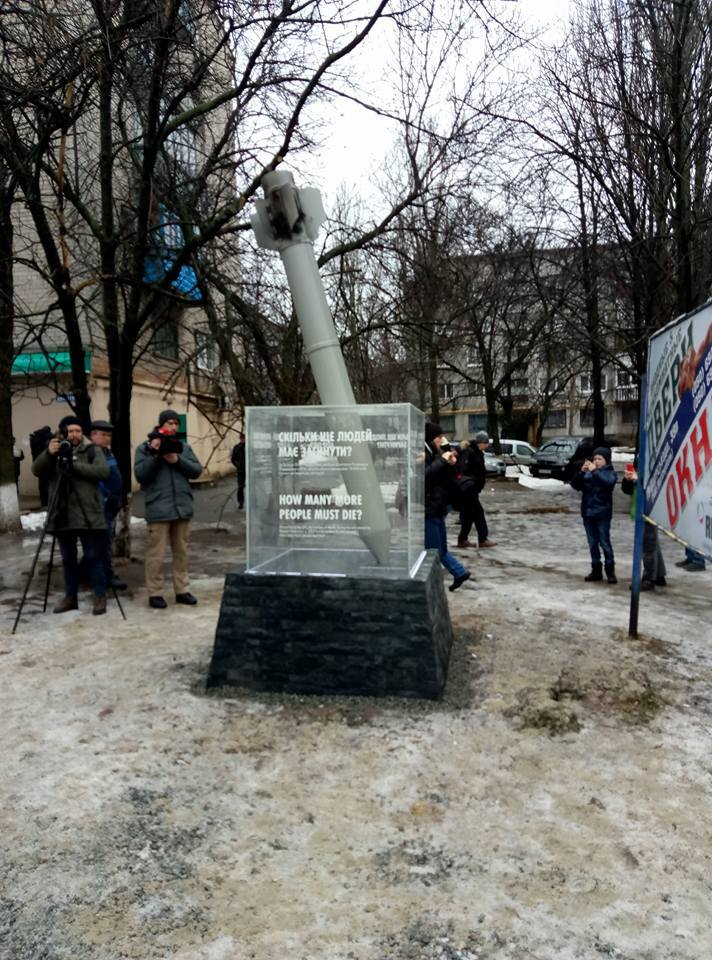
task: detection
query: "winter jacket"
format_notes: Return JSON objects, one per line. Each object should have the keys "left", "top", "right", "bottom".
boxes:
{"left": 32, "top": 438, "right": 110, "bottom": 532}
{"left": 458, "top": 444, "right": 486, "bottom": 494}
{"left": 100, "top": 448, "right": 123, "bottom": 519}
{"left": 231, "top": 442, "right": 246, "bottom": 478}
{"left": 134, "top": 441, "right": 203, "bottom": 522}
{"left": 569, "top": 464, "right": 617, "bottom": 520}
{"left": 425, "top": 443, "right": 457, "bottom": 518}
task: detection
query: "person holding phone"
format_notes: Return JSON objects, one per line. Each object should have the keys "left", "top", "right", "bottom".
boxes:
{"left": 569, "top": 447, "right": 618, "bottom": 584}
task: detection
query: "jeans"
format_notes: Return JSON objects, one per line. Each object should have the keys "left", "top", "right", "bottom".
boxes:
{"left": 57, "top": 531, "right": 107, "bottom": 598}
{"left": 685, "top": 546, "right": 706, "bottom": 570}
{"left": 583, "top": 517, "right": 614, "bottom": 567}
{"left": 425, "top": 516, "right": 467, "bottom": 579}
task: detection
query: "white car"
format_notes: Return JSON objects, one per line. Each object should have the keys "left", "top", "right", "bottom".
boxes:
{"left": 488, "top": 439, "right": 538, "bottom": 465}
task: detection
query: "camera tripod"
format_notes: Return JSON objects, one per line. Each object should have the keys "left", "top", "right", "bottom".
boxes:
{"left": 12, "top": 460, "right": 127, "bottom": 634}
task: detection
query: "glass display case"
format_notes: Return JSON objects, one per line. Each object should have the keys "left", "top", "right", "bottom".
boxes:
{"left": 246, "top": 404, "right": 424, "bottom": 579}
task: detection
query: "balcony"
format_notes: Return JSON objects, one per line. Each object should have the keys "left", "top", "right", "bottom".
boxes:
{"left": 615, "top": 384, "right": 639, "bottom": 402}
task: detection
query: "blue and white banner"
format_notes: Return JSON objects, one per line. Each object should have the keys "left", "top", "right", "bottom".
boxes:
{"left": 645, "top": 302, "right": 712, "bottom": 553}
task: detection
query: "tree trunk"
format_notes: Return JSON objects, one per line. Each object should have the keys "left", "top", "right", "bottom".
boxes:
{"left": 0, "top": 179, "right": 20, "bottom": 532}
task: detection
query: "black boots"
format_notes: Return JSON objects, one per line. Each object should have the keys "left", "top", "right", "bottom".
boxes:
{"left": 585, "top": 563, "right": 617, "bottom": 584}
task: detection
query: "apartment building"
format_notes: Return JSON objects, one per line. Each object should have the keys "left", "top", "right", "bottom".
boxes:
{"left": 8, "top": 1, "right": 241, "bottom": 497}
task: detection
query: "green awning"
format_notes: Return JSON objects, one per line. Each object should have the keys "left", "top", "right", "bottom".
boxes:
{"left": 12, "top": 351, "right": 91, "bottom": 375}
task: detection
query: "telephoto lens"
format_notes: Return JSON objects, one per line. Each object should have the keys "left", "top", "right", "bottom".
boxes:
{"left": 58, "top": 439, "right": 73, "bottom": 460}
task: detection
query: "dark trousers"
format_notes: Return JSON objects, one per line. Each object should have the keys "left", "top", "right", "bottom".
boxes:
{"left": 78, "top": 512, "right": 115, "bottom": 583}
{"left": 583, "top": 517, "right": 614, "bottom": 567}
{"left": 237, "top": 475, "right": 245, "bottom": 509}
{"left": 643, "top": 523, "right": 666, "bottom": 581}
{"left": 57, "top": 531, "right": 107, "bottom": 598}
{"left": 459, "top": 493, "right": 488, "bottom": 544}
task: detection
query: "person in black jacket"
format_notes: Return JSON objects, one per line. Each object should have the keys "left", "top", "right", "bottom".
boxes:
{"left": 456, "top": 431, "right": 496, "bottom": 548}
{"left": 569, "top": 446, "right": 618, "bottom": 583}
{"left": 424, "top": 421, "right": 470, "bottom": 592}
{"left": 231, "top": 432, "right": 246, "bottom": 509}
{"left": 30, "top": 425, "right": 53, "bottom": 506}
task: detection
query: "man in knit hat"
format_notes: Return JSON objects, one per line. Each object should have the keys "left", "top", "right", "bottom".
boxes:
{"left": 32, "top": 415, "right": 110, "bottom": 615}
{"left": 134, "top": 410, "right": 203, "bottom": 609}
{"left": 569, "top": 445, "right": 618, "bottom": 584}
{"left": 424, "top": 421, "right": 471, "bottom": 592}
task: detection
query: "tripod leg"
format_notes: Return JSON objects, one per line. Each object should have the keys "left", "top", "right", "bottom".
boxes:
{"left": 111, "top": 582, "right": 127, "bottom": 621}
{"left": 12, "top": 523, "right": 50, "bottom": 635}
{"left": 43, "top": 536, "right": 57, "bottom": 612}
{"left": 12, "top": 472, "right": 65, "bottom": 635}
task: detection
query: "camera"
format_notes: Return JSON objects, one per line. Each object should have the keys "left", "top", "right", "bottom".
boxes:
{"left": 56, "top": 438, "right": 73, "bottom": 472}
{"left": 439, "top": 439, "right": 451, "bottom": 452}
{"left": 148, "top": 425, "right": 183, "bottom": 456}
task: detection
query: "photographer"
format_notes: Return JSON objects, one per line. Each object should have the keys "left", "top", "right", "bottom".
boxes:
{"left": 134, "top": 409, "right": 203, "bottom": 609}
{"left": 31, "top": 416, "right": 110, "bottom": 615}
{"left": 89, "top": 420, "right": 126, "bottom": 591}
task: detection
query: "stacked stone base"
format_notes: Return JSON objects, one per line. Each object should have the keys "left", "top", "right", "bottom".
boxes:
{"left": 207, "top": 551, "right": 453, "bottom": 700}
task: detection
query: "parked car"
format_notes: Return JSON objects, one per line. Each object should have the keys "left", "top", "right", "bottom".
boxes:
{"left": 488, "top": 439, "right": 538, "bottom": 465}
{"left": 529, "top": 436, "right": 587, "bottom": 481}
{"left": 484, "top": 451, "right": 506, "bottom": 477}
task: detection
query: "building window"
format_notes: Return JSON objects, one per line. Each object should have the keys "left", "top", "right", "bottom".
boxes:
{"left": 195, "top": 331, "right": 217, "bottom": 371}
{"left": 439, "top": 382, "right": 455, "bottom": 401}
{"left": 622, "top": 404, "right": 639, "bottom": 424}
{"left": 438, "top": 415, "right": 456, "bottom": 434}
{"left": 617, "top": 368, "right": 634, "bottom": 386}
{"left": 579, "top": 373, "right": 608, "bottom": 393}
{"left": 580, "top": 407, "right": 607, "bottom": 427}
{"left": 151, "top": 307, "right": 179, "bottom": 360}
{"left": 544, "top": 409, "right": 566, "bottom": 428}
{"left": 468, "top": 413, "right": 489, "bottom": 432}
{"left": 539, "top": 376, "right": 561, "bottom": 394}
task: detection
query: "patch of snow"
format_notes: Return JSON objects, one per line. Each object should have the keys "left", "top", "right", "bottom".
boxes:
{"left": 517, "top": 474, "right": 566, "bottom": 489}
{"left": 505, "top": 464, "right": 531, "bottom": 479}
{"left": 20, "top": 510, "right": 47, "bottom": 531}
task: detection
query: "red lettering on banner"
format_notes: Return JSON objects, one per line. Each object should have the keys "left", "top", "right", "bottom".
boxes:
{"left": 674, "top": 446, "right": 694, "bottom": 508}
{"left": 665, "top": 405, "right": 712, "bottom": 528}
{"left": 666, "top": 475, "right": 679, "bottom": 527}
{"left": 689, "top": 409, "right": 712, "bottom": 480}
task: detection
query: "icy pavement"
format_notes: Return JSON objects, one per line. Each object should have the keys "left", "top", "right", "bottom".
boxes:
{"left": 1, "top": 478, "right": 711, "bottom": 960}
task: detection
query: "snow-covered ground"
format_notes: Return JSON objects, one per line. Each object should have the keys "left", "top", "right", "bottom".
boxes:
{"left": 1, "top": 479, "right": 711, "bottom": 960}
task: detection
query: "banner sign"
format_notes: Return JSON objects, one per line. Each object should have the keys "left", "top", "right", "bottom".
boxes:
{"left": 645, "top": 302, "right": 712, "bottom": 554}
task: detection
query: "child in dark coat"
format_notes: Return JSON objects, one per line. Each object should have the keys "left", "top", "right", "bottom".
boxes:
{"left": 569, "top": 446, "right": 618, "bottom": 583}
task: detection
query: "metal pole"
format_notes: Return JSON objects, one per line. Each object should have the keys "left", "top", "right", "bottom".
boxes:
{"left": 628, "top": 374, "right": 648, "bottom": 638}
{"left": 251, "top": 170, "right": 390, "bottom": 564}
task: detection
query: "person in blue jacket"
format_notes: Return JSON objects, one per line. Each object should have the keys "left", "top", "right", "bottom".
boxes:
{"left": 569, "top": 445, "right": 618, "bottom": 584}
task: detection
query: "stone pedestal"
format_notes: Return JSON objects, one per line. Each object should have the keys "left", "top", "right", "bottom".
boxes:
{"left": 207, "top": 551, "right": 452, "bottom": 700}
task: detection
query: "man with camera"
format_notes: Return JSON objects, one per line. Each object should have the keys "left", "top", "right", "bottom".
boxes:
{"left": 134, "top": 409, "right": 203, "bottom": 609}
{"left": 32, "top": 415, "right": 110, "bottom": 615}
{"left": 88, "top": 420, "right": 126, "bottom": 591}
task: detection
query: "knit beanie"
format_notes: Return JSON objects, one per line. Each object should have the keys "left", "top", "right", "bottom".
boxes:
{"left": 473, "top": 430, "right": 490, "bottom": 444}
{"left": 593, "top": 446, "right": 612, "bottom": 463}
{"left": 159, "top": 409, "right": 180, "bottom": 426}
{"left": 425, "top": 421, "right": 443, "bottom": 445}
{"left": 58, "top": 415, "right": 82, "bottom": 433}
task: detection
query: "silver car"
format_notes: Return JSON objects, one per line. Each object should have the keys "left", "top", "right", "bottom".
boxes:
{"left": 484, "top": 451, "right": 506, "bottom": 477}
